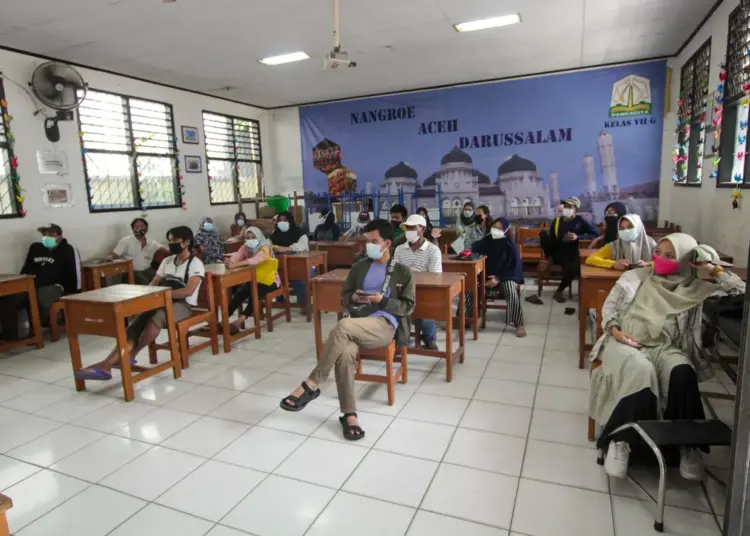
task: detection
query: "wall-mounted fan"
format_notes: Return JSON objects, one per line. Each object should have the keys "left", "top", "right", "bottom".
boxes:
{"left": 29, "top": 61, "right": 88, "bottom": 142}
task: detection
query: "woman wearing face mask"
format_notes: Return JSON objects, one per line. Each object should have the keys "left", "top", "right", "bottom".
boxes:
{"left": 472, "top": 218, "right": 526, "bottom": 337}
{"left": 313, "top": 209, "right": 341, "bottom": 241}
{"left": 586, "top": 214, "right": 656, "bottom": 271}
{"left": 590, "top": 233, "right": 744, "bottom": 482}
{"left": 416, "top": 207, "right": 442, "bottom": 240}
{"left": 230, "top": 212, "right": 247, "bottom": 238}
{"left": 193, "top": 217, "right": 225, "bottom": 264}
{"left": 590, "top": 202, "right": 627, "bottom": 249}
{"left": 270, "top": 211, "right": 311, "bottom": 311}
{"left": 456, "top": 202, "right": 488, "bottom": 250}
{"left": 223, "top": 227, "right": 281, "bottom": 335}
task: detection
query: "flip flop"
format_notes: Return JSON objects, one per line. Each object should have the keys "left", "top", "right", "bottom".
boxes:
{"left": 112, "top": 358, "right": 137, "bottom": 370}
{"left": 74, "top": 368, "right": 113, "bottom": 381}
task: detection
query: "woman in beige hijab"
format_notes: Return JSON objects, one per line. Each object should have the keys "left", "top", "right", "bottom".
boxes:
{"left": 588, "top": 233, "right": 745, "bottom": 481}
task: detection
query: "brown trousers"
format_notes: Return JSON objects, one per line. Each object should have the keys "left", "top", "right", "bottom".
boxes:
{"left": 309, "top": 316, "right": 396, "bottom": 413}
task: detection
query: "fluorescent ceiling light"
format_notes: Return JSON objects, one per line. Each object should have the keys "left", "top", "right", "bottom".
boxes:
{"left": 453, "top": 14, "right": 521, "bottom": 32}
{"left": 259, "top": 52, "right": 310, "bottom": 66}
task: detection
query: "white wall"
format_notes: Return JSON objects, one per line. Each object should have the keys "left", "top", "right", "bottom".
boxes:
{"left": 658, "top": 0, "right": 749, "bottom": 266}
{"left": 267, "top": 107, "right": 303, "bottom": 196}
{"left": 0, "top": 48, "right": 271, "bottom": 273}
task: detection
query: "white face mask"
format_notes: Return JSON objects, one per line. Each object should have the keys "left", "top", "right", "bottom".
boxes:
{"left": 618, "top": 228, "right": 638, "bottom": 242}
{"left": 490, "top": 228, "right": 505, "bottom": 239}
{"left": 245, "top": 239, "right": 259, "bottom": 250}
{"left": 277, "top": 221, "right": 290, "bottom": 232}
{"left": 561, "top": 208, "right": 574, "bottom": 218}
{"left": 366, "top": 243, "right": 384, "bottom": 260}
{"left": 405, "top": 230, "right": 420, "bottom": 244}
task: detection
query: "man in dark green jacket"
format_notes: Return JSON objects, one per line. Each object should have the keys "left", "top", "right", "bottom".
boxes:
{"left": 279, "top": 219, "right": 415, "bottom": 440}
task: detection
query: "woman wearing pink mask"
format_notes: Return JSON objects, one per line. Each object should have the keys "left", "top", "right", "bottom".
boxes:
{"left": 588, "top": 233, "right": 744, "bottom": 482}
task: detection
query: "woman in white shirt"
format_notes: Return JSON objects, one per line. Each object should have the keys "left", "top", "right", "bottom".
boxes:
{"left": 75, "top": 226, "right": 205, "bottom": 381}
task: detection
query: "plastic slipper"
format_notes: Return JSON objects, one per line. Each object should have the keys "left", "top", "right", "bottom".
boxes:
{"left": 280, "top": 381, "right": 320, "bottom": 412}
{"left": 112, "top": 358, "right": 137, "bottom": 370}
{"left": 339, "top": 412, "right": 366, "bottom": 441}
{"left": 74, "top": 368, "right": 113, "bottom": 381}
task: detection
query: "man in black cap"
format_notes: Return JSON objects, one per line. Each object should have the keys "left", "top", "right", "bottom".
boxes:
{"left": 0, "top": 223, "right": 81, "bottom": 340}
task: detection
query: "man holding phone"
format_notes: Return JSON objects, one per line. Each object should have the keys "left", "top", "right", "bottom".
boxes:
{"left": 279, "top": 219, "right": 415, "bottom": 441}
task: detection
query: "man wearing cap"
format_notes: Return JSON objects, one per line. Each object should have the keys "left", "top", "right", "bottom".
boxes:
{"left": 0, "top": 224, "right": 81, "bottom": 340}
{"left": 539, "top": 197, "right": 598, "bottom": 303}
{"left": 394, "top": 214, "right": 442, "bottom": 349}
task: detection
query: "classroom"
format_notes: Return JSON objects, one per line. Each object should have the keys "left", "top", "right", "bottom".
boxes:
{"left": 0, "top": 1, "right": 748, "bottom": 535}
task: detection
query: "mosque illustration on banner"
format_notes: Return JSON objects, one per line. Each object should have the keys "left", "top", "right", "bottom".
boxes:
{"left": 371, "top": 129, "right": 659, "bottom": 223}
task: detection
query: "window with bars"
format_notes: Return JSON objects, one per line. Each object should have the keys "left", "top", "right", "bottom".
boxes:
{"left": 676, "top": 38, "right": 711, "bottom": 185}
{"left": 78, "top": 90, "right": 180, "bottom": 211}
{"left": 719, "top": 6, "right": 750, "bottom": 186}
{"left": 0, "top": 81, "right": 20, "bottom": 217}
{"left": 203, "top": 111, "right": 262, "bottom": 205}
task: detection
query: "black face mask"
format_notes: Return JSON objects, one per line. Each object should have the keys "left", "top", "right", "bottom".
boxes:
{"left": 474, "top": 215, "right": 484, "bottom": 225}
{"left": 134, "top": 230, "right": 146, "bottom": 239}
{"left": 604, "top": 216, "right": 619, "bottom": 228}
{"left": 168, "top": 243, "right": 185, "bottom": 255}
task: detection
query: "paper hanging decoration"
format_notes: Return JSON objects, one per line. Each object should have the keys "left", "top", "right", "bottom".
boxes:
{"left": 1, "top": 96, "right": 24, "bottom": 217}
{"left": 672, "top": 90, "right": 689, "bottom": 182}
{"left": 709, "top": 64, "right": 727, "bottom": 181}
{"left": 176, "top": 140, "right": 186, "bottom": 211}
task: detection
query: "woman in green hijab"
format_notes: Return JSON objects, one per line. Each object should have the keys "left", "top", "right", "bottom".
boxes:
{"left": 588, "top": 233, "right": 745, "bottom": 481}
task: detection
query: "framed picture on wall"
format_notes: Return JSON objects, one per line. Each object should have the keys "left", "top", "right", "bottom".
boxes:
{"left": 185, "top": 155, "right": 202, "bottom": 173}
{"left": 41, "top": 183, "right": 73, "bottom": 208}
{"left": 181, "top": 126, "right": 199, "bottom": 144}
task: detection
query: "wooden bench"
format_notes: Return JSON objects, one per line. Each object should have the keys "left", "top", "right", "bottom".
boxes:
{"left": 0, "top": 493, "right": 11, "bottom": 536}
{"left": 148, "top": 272, "right": 219, "bottom": 369}
{"left": 356, "top": 340, "right": 407, "bottom": 406}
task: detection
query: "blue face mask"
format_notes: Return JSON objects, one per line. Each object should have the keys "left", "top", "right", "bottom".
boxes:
{"left": 41, "top": 236, "right": 57, "bottom": 249}
{"left": 203, "top": 222, "right": 213, "bottom": 232}
{"left": 277, "top": 221, "right": 290, "bottom": 232}
{"left": 618, "top": 228, "right": 638, "bottom": 242}
{"left": 366, "top": 243, "right": 384, "bottom": 260}
{"left": 245, "top": 239, "right": 259, "bottom": 250}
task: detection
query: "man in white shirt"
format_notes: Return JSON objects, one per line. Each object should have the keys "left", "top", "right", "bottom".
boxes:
{"left": 394, "top": 214, "right": 442, "bottom": 349}
{"left": 111, "top": 218, "right": 167, "bottom": 285}
{"left": 75, "top": 226, "right": 205, "bottom": 381}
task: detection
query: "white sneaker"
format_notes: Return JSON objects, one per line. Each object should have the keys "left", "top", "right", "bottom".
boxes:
{"left": 604, "top": 441, "right": 630, "bottom": 478}
{"left": 679, "top": 447, "right": 703, "bottom": 481}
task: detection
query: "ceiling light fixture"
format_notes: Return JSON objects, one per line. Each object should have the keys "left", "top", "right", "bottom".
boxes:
{"left": 453, "top": 14, "right": 521, "bottom": 32}
{"left": 259, "top": 52, "right": 311, "bottom": 66}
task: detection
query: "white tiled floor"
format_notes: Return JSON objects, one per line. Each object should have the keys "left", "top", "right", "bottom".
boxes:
{"left": 0, "top": 286, "right": 728, "bottom": 535}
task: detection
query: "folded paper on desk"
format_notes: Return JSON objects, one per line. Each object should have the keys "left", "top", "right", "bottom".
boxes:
{"left": 451, "top": 237, "right": 465, "bottom": 253}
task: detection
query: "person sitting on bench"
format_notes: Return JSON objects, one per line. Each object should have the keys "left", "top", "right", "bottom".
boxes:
{"left": 75, "top": 226, "right": 205, "bottom": 381}
{"left": 589, "top": 234, "right": 745, "bottom": 481}
{"left": 585, "top": 214, "right": 656, "bottom": 271}
{"left": 279, "top": 219, "right": 415, "bottom": 441}
{"left": 111, "top": 218, "right": 167, "bottom": 285}
{"left": 539, "top": 196, "right": 598, "bottom": 302}
{"left": 0, "top": 223, "right": 81, "bottom": 340}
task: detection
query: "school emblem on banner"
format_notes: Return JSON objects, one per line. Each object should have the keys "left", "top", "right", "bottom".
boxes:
{"left": 609, "top": 75, "right": 652, "bottom": 117}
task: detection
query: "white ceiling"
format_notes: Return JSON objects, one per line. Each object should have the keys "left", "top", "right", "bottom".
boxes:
{"left": 0, "top": 0, "right": 717, "bottom": 108}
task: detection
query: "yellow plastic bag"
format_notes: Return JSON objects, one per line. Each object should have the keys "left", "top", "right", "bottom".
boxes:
{"left": 255, "top": 257, "right": 278, "bottom": 286}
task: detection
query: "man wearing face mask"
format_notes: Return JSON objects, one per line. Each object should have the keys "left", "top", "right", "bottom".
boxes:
{"left": 389, "top": 204, "right": 408, "bottom": 239}
{"left": 75, "top": 226, "right": 205, "bottom": 380}
{"left": 111, "top": 218, "right": 167, "bottom": 285}
{"left": 538, "top": 197, "right": 598, "bottom": 303}
{"left": 394, "top": 214, "right": 442, "bottom": 349}
{"left": 0, "top": 224, "right": 81, "bottom": 340}
{"left": 279, "top": 219, "right": 415, "bottom": 441}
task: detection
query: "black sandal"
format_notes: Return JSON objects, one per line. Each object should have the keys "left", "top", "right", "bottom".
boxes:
{"left": 339, "top": 412, "right": 365, "bottom": 441}
{"left": 280, "top": 381, "right": 320, "bottom": 412}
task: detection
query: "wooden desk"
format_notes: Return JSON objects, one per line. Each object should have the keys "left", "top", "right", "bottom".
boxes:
{"left": 441, "top": 255, "right": 485, "bottom": 340}
{"left": 205, "top": 265, "right": 261, "bottom": 353}
{"left": 0, "top": 275, "right": 43, "bottom": 352}
{"left": 579, "top": 248, "right": 598, "bottom": 262}
{"left": 278, "top": 251, "right": 328, "bottom": 322}
{"left": 224, "top": 240, "right": 242, "bottom": 255}
{"left": 311, "top": 241, "right": 361, "bottom": 267}
{"left": 0, "top": 493, "right": 11, "bottom": 536}
{"left": 312, "top": 269, "right": 466, "bottom": 382}
{"left": 62, "top": 284, "right": 181, "bottom": 401}
{"left": 578, "top": 265, "right": 621, "bottom": 368}
{"left": 83, "top": 259, "right": 135, "bottom": 290}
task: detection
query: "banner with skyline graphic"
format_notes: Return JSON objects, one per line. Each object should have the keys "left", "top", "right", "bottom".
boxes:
{"left": 299, "top": 60, "right": 666, "bottom": 223}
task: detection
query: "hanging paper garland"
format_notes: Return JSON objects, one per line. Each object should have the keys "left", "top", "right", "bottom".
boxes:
{"left": 672, "top": 92, "right": 689, "bottom": 182}
{"left": 1, "top": 97, "right": 25, "bottom": 217}
{"left": 176, "top": 142, "right": 186, "bottom": 211}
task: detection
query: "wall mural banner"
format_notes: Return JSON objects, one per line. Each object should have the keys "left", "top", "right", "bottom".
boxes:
{"left": 299, "top": 60, "right": 666, "bottom": 224}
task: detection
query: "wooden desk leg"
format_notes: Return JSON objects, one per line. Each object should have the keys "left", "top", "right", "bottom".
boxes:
{"left": 459, "top": 281, "right": 466, "bottom": 363}
{"left": 92, "top": 269, "right": 102, "bottom": 290}
{"left": 163, "top": 296, "right": 182, "bottom": 379}
{"left": 251, "top": 278, "right": 261, "bottom": 339}
{"left": 471, "top": 275, "right": 479, "bottom": 341}
{"left": 314, "top": 308, "right": 323, "bottom": 360}
{"left": 67, "top": 310, "right": 85, "bottom": 392}
{"left": 304, "top": 265, "right": 313, "bottom": 323}
{"left": 220, "top": 282, "right": 232, "bottom": 353}
{"left": 578, "top": 279, "right": 587, "bottom": 369}
{"left": 114, "top": 313, "right": 134, "bottom": 401}
{"left": 26, "top": 282, "right": 44, "bottom": 349}
{"left": 127, "top": 266, "right": 135, "bottom": 285}
{"left": 445, "top": 290, "right": 454, "bottom": 384}
{"left": 480, "top": 269, "right": 487, "bottom": 330}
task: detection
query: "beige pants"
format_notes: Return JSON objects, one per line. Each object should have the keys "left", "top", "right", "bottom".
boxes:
{"left": 309, "top": 316, "right": 396, "bottom": 413}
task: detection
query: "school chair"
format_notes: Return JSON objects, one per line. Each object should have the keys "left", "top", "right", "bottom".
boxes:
{"left": 259, "top": 254, "right": 292, "bottom": 332}
{"left": 0, "top": 493, "right": 11, "bottom": 536}
{"left": 356, "top": 340, "right": 408, "bottom": 406}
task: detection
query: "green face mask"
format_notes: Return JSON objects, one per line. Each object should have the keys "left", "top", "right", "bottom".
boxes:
{"left": 41, "top": 236, "right": 57, "bottom": 249}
